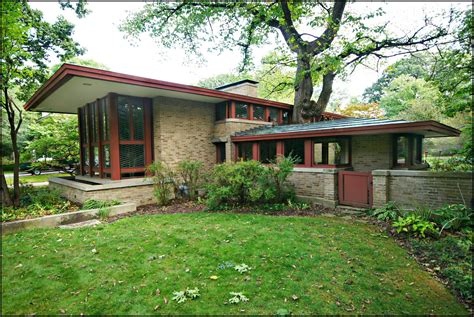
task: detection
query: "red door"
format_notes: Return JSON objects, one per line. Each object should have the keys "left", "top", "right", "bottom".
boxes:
{"left": 338, "top": 171, "right": 372, "bottom": 208}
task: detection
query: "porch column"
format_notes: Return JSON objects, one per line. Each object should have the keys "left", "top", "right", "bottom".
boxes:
{"left": 108, "top": 93, "right": 121, "bottom": 180}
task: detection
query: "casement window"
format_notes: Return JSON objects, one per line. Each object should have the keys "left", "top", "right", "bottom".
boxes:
{"left": 215, "top": 101, "right": 227, "bottom": 121}
{"left": 259, "top": 141, "right": 277, "bottom": 163}
{"left": 237, "top": 142, "right": 253, "bottom": 161}
{"left": 393, "top": 134, "right": 423, "bottom": 167}
{"left": 284, "top": 139, "right": 305, "bottom": 164}
{"left": 282, "top": 110, "right": 290, "bottom": 124}
{"left": 253, "top": 105, "right": 265, "bottom": 121}
{"left": 268, "top": 107, "right": 279, "bottom": 122}
{"left": 235, "top": 102, "right": 249, "bottom": 119}
{"left": 216, "top": 142, "right": 226, "bottom": 163}
{"left": 313, "top": 138, "right": 350, "bottom": 166}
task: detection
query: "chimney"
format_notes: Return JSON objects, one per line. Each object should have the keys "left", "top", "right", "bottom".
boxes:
{"left": 215, "top": 79, "right": 258, "bottom": 98}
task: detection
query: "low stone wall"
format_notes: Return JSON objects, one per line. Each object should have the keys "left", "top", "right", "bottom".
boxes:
{"left": 288, "top": 168, "right": 341, "bottom": 208}
{"left": 372, "top": 170, "right": 473, "bottom": 209}
{"left": 49, "top": 177, "right": 156, "bottom": 206}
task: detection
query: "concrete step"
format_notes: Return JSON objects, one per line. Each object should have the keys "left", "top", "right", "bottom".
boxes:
{"left": 336, "top": 205, "right": 368, "bottom": 215}
{"left": 59, "top": 219, "right": 102, "bottom": 229}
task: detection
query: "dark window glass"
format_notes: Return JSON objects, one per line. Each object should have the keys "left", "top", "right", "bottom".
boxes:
{"left": 237, "top": 143, "right": 253, "bottom": 161}
{"left": 100, "top": 98, "right": 109, "bottom": 141}
{"left": 414, "top": 136, "right": 423, "bottom": 164}
{"left": 80, "top": 108, "right": 88, "bottom": 144}
{"left": 93, "top": 147, "right": 99, "bottom": 168}
{"left": 313, "top": 138, "right": 350, "bottom": 165}
{"left": 118, "top": 97, "right": 131, "bottom": 140}
{"left": 120, "top": 144, "right": 145, "bottom": 168}
{"left": 215, "top": 102, "right": 227, "bottom": 121}
{"left": 268, "top": 107, "right": 279, "bottom": 122}
{"left": 253, "top": 105, "right": 265, "bottom": 121}
{"left": 282, "top": 110, "right": 290, "bottom": 124}
{"left": 259, "top": 141, "right": 277, "bottom": 163}
{"left": 284, "top": 139, "right": 305, "bottom": 164}
{"left": 90, "top": 103, "right": 99, "bottom": 143}
{"left": 133, "top": 104, "right": 144, "bottom": 140}
{"left": 83, "top": 147, "right": 89, "bottom": 167}
{"left": 235, "top": 102, "right": 249, "bottom": 119}
{"left": 396, "top": 136, "right": 408, "bottom": 165}
{"left": 216, "top": 142, "right": 226, "bottom": 163}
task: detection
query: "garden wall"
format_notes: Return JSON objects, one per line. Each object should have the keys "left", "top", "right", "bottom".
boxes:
{"left": 372, "top": 170, "right": 473, "bottom": 209}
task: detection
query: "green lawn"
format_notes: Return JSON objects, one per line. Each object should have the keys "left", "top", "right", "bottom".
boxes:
{"left": 6, "top": 173, "right": 68, "bottom": 185}
{"left": 2, "top": 213, "right": 468, "bottom": 315}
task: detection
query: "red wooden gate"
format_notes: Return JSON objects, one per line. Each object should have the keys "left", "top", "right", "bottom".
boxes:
{"left": 338, "top": 171, "right": 373, "bottom": 208}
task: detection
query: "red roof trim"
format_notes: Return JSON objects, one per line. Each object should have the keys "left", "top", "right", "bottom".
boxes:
{"left": 231, "top": 121, "right": 460, "bottom": 142}
{"left": 23, "top": 64, "right": 346, "bottom": 119}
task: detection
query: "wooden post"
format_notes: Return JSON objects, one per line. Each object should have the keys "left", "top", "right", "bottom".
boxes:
{"left": 304, "top": 139, "right": 312, "bottom": 167}
{"left": 252, "top": 142, "right": 259, "bottom": 161}
{"left": 108, "top": 93, "right": 121, "bottom": 180}
{"left": 97, "top": 99, "right": 104, "bottom": 178}
{"left": 276, "top": 141, "right": 284, "bottom": 157}
{"left": 230, "top": 101, "right": 236, "bottom": 118}
{"left": 248, "top": 104, "right": 253, "bottom": 120}
{"left": 77, "top": 108, "right": 84, "bottom": 176}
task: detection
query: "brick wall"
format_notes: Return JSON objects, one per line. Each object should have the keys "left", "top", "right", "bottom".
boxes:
{"left": 372, "top": 170, "right": 473, "bottom": 209}
{"left": 351, "top": 134, "right": 393, "bottom": 171}
{"left": 288, "top": 168, "right": 340, "bottom": 208}
{"left": 153, "top": 96, "right": 216, "bottom": 169}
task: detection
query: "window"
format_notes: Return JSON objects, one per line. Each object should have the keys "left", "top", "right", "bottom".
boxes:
{"left": 284, "top": 139, "right": 305, "bottom": 164}
{"left": 100, "top": 98, "right": 109, "bottom": 141}
{"left": 313, "top": 138, "right": 350, "bottom": 166}
{"left": 215, "top": 101, "right": 227, "bottom": 121}
{"left": 282, "top": 110, "right": 290, "bottom": 124}
{"left": 216, "top": 142, "right": 226, "bottom": 163}
{"left": 235, "top": 102, "right": 249, "bottom": 119}
{"left": 253, "top": 105, "right": 265, "bottom": 121}
{"left": 394, "top": 135, "right": 424, "bottom": 166}
{"left": 268, "top": 107, "right": 279, "bottom": 122}
{"left": 259, "top": 141, "right": 277, "bottom": 163}
{"left": 237, "top": 142, "right": 253, "bottom": 160}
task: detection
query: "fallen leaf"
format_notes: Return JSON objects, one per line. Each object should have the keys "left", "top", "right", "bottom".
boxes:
{"left": 209, "top": 275, "right": 219, "bottom": 280}
{"left": 291, "top": 295, "right": 299, "bottom": 301}
{"left": 164, "top": 297, "right": 168, "bottom": 304}
{"left": 154, "top": 305, "right": 160, "bottom": 311}
{"left": 155, "top": 289, "right": 161, "bottom": 296}
{"left": 15, "top": 263, "right": 23, "bottom": 268}
{"left": 91, "top": 248, "right": 97, "bottom": 254}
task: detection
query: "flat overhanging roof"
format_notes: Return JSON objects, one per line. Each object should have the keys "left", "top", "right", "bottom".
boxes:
{"left": 24, "top": 64, "right": 297, "bottom": 114}
{"left": 231, "top": 118, "right": 460, "bottom": 140}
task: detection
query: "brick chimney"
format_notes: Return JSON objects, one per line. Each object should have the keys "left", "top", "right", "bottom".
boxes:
{"left": 215, "top": 79, "right": 258, "bottom": 98}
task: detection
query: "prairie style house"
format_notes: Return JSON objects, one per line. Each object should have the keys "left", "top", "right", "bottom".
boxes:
{"left": 25, "top": 64, "right": 471, "bottom": 209}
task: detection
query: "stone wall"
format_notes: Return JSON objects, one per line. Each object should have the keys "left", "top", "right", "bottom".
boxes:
{"left": 288, "top": 168, "right": 340, "bottom": 208}
{"left": 217, "top": 83, "right": 258, "bottom": 97}
{"left": 351, "top": 134, "right": 393, "bottom": 171}
{"left": 153, "top": 96, "right": 216, "bottom": 169}
{"left": 372, "top": 170, "right": 473, "bottom": 209}
{"left": 214, "top": 119, "right": 270, "bottom": 162}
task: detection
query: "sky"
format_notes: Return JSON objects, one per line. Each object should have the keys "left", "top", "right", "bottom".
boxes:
{"left": 30, "top": 1, "right": 469, "bottom": 104}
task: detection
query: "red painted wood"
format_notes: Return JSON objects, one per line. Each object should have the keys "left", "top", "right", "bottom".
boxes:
{"left": 252, "top": 143, "right": 259, "bottom": 161}
{"left": 304, "top": 140, "right": 312, "bottom": 167}
{"left": 278, "top": 109, "right": 283, "bottom": 124}
{"left": 276, "top": 141, "right": 284, "bottom": 157}
{"left": 96, "top": 99, "right": 104, "bottom": 178}
{"left": 248, "top": 104, "right": 253, "bottom": 121}
{"left": 108, "top": 93, "right": 121, "bottom": 180}
{"left": 264, "top": 107, "right": 270, "bottom": 122}
{"left": 86, "top": 103, "right": 94, "bottom": 176}
{"left": 230, "top": 101, "right": 236, "bottom": 118}
{"left": 338, "top": 171, "right": 372, "bottom": 208}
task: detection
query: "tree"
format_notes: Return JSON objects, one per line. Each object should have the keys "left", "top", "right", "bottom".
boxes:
{"left": 120, "top": 1, "right": 457, "bottom": 123}
{"left": 196, "top": 73, "right": 250, "bottom": 89}
{"left": 50, "top": 57, "right": 109, "bottom": 74}
{"left": 338, "top": 102, "right": 385, "bottom": 119}
{"left": 1, "top": 0, "right": 86, "bottom": 206}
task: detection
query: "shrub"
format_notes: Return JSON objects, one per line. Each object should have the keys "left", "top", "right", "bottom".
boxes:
{"left": 392, "top": 214, "right": 437, "bottom": 238}
{"left": 428, "top": 156, "right": 472, "bottom": 172}
{"left": 177, "top": 160, "right": 204, "bottom": 200}
{"left": 82, "top": 199, "right": 120, "bottom": 210}
{"left": 369, "top": 201, "right": 400, "bottom": 221}
{"left": 146, "top": 161, "right": 178, "bottom": 205}
{"left": 431, "top": 204, "right": 473, "bottom": 234}
{"left": 97, "top": 207, "right": 110, "bottom": 220}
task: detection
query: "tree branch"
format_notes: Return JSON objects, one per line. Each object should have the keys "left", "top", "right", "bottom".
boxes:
{"left": 309, "top": 0, "right": 347, "bottom": 54}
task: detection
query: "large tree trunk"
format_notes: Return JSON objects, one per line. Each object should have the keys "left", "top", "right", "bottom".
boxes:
{"left": 292, "top": 52, "right": 314, "bottom": 123}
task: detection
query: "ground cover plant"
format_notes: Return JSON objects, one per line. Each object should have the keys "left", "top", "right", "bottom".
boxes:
{"left": 1, "top": 186, "right": 78, "bottom": 222}
{"left": 2, "top": 213, "right": 467, "bottom": 315}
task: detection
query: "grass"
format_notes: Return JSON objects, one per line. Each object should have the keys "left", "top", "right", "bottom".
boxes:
{"left": 2, "top": 213, "right": 468, "bottom": 315}
{"left": 6, "top": 173, "right": 68, "bottom": 185}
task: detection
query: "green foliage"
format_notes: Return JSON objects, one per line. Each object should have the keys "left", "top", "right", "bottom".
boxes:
{"left": 97, "top": 208, "right": 110, "bottom": 221}
{"left": 172, "top": 288, "right": 200, "bottom": 303}
{"left": 177, "top": 160, "right": 204, "bottom": 200}
{"left": 411, "top": 236, "right": 472, "bottom": 300}
{"left": 82, "top": 199, "right": 121, "bottom": 210}
{"left": 392, "top": 215, "right": 437, "bottom": 238}
{"left": 369, "top": 201, "right": 400, "bottom": 221}
{"left": 428, "top": 156, "right": 472, "bottom": 172}
{"left": 234, "top": 263, "right": 251, "bottom": 274}
{"left": 146, "top": 161, "right": 177, "bottom": 205}
{"left": 228, "top": 292, "right": 249, "bottom": 304}
{"left": 205, "top": 157, "right": 295, "bottom": 209}
{"left": 432, "top": 204, "right": 473, "bottom": 233}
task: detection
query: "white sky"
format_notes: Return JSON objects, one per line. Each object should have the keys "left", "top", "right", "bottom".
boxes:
{"left": 30, "top": 1, "right": 469, "bottom": 103}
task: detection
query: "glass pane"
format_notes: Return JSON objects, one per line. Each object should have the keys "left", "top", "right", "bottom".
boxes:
{"left": 103, "top": 144, "right": 110, "bottom": 168}
{"left": 83, "top": 107, "right": 89, "bottom": 143}
{"left": 90, "top": 103, "right": 98, "bottom": 143}
{"left": 414, "top": 136, "right": 423, "bottom": 164}
{"left": 313, "top": 143, "right": 323, "bottom": 164}
{"left": 268, "top": 108, "right": 279, "bottom": 122}
{"left": 118, "top": 97, "right": 131, "bottom": 140}
{"left": 237, "top": 143, "right": 253, "bottom": 161}
{"left": 282, "top": 111, "right": 290, "bottom": 124}
{"left": 93, "top": 147, "right": 99, "bottom": 168}
{"left": 328, "top": 143, "right": 339, "bottom": 165}
{"left": 216, "top": 142, "right": 226, "bottom": 163}
{"left": 253, "top": 105, "right": 265, "bottom": 121}
{"left": 120, "top": 144, "right": 145, "bottom": 168}
{"left": 215, "top": 102, "right": 227, "bottom": 121}
{"left": 235, "top": 102, "right": 249, "bottom": 119}
{"left": 397, "top": 136, "right": 408, "bottom": 164}
{"left": 83, "top": 147, "right": 89, "bottom": 167}
{"left": 101, "top": 98, "right": 109, "bottom": 141}
{"left": 259, "top": 141, "right": 276, "bottom": 163}
{"left": 133, "top": 104, "right": 144, "bottom": 140}
{"left": 284, "top": 139, "right": 304, "bottom": 164}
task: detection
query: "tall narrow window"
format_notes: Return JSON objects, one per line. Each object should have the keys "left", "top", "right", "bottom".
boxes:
{"left": 253, "top": 105, "right": 265, "bottom": 121}
{"left": 313, "top": 138, "right": 350, "bottom": 166}
{"left": 237, "top": 143, "right": 253, "bottom": 161}
{"left": 215, "top": 101, "right": 227, "bottom": 121}
{"left": 235, "top": 102, "right": 249, "bottom": 119}
{"left": 393, "top": 134, "right": 423, "bottom": 167}
{"left": 216, "top": 142, "right": 226, "bottom": 163}
{"left": 282, "top": 110, "right": 290, "bottom": 124}
{"left": 268, "top": 107, "right": 279, "bottom": 122}
{"left": 284, "top": 139, "right": 305, "bottom": 164}
{"left": 396, "top": 136, "right": 409, "bottom": 165}
{"left": 259, "top": 141, "right": 277, "bottom": 163}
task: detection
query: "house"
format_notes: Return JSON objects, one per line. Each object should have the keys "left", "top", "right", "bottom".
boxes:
{"left": 24, "top": 64, "right": 472, "bottom": 209}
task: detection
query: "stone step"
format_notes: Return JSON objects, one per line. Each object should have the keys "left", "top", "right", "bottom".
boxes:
{"left": 59, "top": 219, "right": 102, "bottom": 229}
{"left": 336, "top": 205, "right": 368, "bottom": 215}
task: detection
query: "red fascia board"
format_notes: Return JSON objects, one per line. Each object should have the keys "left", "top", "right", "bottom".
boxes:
{"left": 231, "top": 121, "right": 460, "bottom": 142}
{"left": 24, "top": 63, "right": 295, "bottom": 111}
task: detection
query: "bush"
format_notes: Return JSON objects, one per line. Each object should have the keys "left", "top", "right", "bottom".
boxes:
{"left": 432, "top": 204, "right": 473, "bottom": 234}
{"left": 82, "top": 199, "right": 121, "bottom": 210}
{"left": 205, "top": 157, "right": 295, "bottom": 209}
{"left": 177, "top": 160, "right": 204, "bottom": 200}
{"left": 146, "top": 161, "right": 178, "bottom": 205}
{"left": 428, "top": 156, "right": 472, "bottom": 172}
{"left": 392, "top": 214, "right": 437, "bottom": 238}
{"left": 368, "top": 201, "right": 401, "bottom": 221}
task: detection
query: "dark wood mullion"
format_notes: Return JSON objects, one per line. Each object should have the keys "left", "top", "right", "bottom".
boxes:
{"left": 108, "top": 93, "right": 121, "bottom": 180}
{"left": 97, "top": 99, "right": 104, "bottom": 178}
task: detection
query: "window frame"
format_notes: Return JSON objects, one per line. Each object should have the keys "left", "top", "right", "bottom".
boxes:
{"left": 311, "top": 137, "right": 352, "bottom": 168}
{"left": 393, "top": 134, "right": 424, "bottom": 167}
{"left": 283, "top": 139, "right": 306, "bottom": 166}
